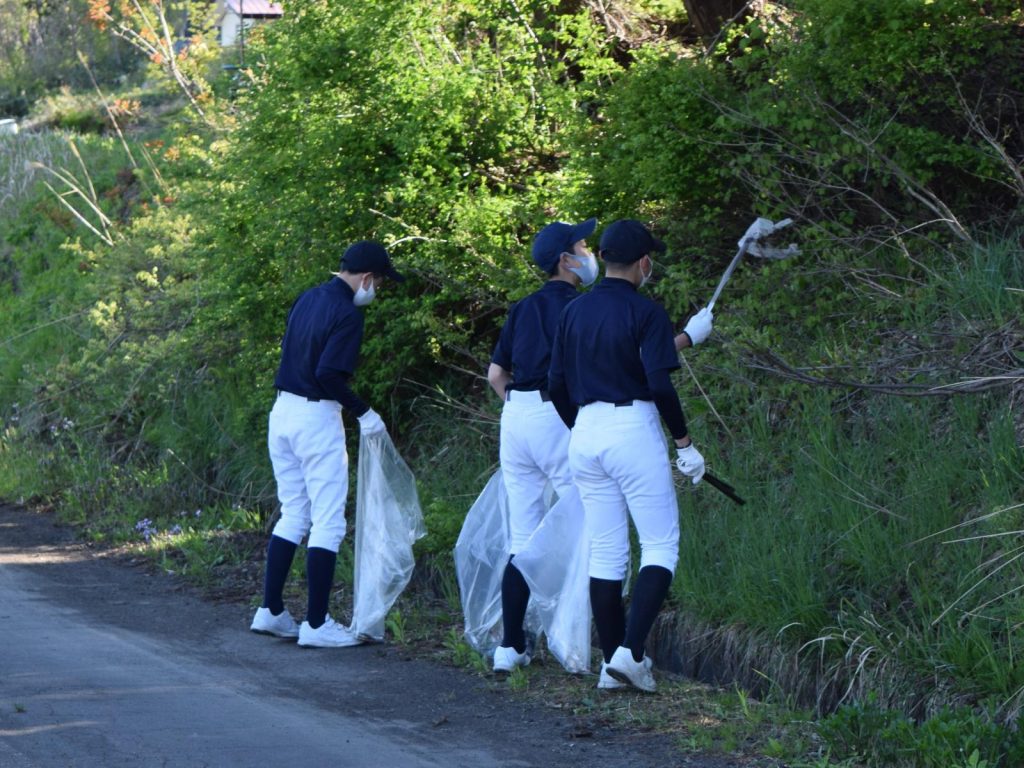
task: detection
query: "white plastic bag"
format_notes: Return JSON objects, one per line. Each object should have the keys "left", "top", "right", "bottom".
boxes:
{"left": 348, "top": 431, "right": 427, "bottom": 642}
{"left": 512, "top": 486, "right": 591, "bottom": 674}
{"left": 453, "top": 469, "right": 509, "bottom": 655}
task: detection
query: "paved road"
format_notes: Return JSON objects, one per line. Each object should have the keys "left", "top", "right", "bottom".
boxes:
{"left": 0, "top": 505, "right": 716, "bottom": 768}
{"left": 0, "top": 562, "right": 515, "bottom": 767}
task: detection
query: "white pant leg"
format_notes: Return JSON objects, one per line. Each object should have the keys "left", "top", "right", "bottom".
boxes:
{"left": 601, "top": 405, "right": 679, "bottom": 575}
{"left": 571, "top": 402, "right": 680, "bottom": 580}
{"left": 268, "top": 393, "right": 349, "bottom": 551}
{"left": 268, "top": 400, "right": 312, "bottom": 545}
{"left": 569, "top": 428, "right": 630, "bottom": 580}
{"left": 531, "top": 406, "right": 574, "bottom": 500}
{"left": 295, "top": 410, "right": 349, "bottom": 551}
{"left": 500, "top": 395, "right": 572, "bottom": 554}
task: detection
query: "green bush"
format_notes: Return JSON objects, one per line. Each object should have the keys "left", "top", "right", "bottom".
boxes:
{"left": 1, "top": 2, "right": 1022, "bottom": 756}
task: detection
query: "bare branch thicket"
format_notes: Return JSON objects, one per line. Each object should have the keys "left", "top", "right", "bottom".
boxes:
{"left": 89, "top": 0, "right": 213, "bottom": 126}
{"left": 585, "top": 0, "right": 696, "bottom": 47}
{"left": 945, "top": 61, "right": 1024, "bottom": 203}
{"left": 683, "top": 78, "right": 970, "bottom": 255}
{"left": 740, "top": 319, "right": 1024, "bottom": 397}
{"left": 585, "top": 0, "right": 637, "bottom": 40}
{"left": 695, "top": 1, "right": 758, "bottom": 60}
{"left": 817, "top": 100, "right": 973, "bottom": 245}
{"left": 75, "top": 51, "right": 167, "bottom": 196}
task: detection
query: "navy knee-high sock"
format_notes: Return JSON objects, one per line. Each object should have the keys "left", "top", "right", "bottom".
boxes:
{"left": 306, "top": 547, "right": 337, "bottom": 629}
{"left": 624, "top": 565, "right": 673, "bottom": 662}
{"left": 500, "top": 557, "right": 530, "bottom": 653}
{"left": 590, "top": 577, "right": 625, "bottom": 664}
{"left": 261, "top": 535, "right": 297, "bottom": 615}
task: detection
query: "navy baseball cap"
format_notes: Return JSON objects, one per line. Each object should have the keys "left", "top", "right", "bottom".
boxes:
{"left": 598, "top": 219, "right": 666, "bottom": 263}
{"left": 531, "top": 217, "right": 597, "bottom": 273}
{"left": 340, "top": 241, "right": 405, "bottom": 282}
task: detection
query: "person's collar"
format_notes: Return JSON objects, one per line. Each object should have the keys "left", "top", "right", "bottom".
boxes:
{"left": 329, "top": 275, "right": 356, "bottom": 299}
{"left": 600, "top": 276, "right": 637, "bottom": 291}
{"left": 544, "top": 277, "right": 578, "bottom": 291}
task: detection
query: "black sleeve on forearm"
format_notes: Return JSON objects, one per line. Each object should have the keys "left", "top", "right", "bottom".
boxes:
{"left": 549, "top": 379, "right": 578, "bottom": 430}
{"left": 647, "top": 368, "right": 687, "bottom": 441}
{"left": 316, "top": 369, "right": 369, "bottom": 417}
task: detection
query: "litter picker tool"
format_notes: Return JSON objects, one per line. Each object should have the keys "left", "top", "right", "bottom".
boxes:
{"left": 703, "top": 472, "right": 745, "bottom": 506}
{"left": 685, "top": 217, "right": 798, "bottom": 508}
{"left": 707, "top": 217, "right": 800, "bottom": 311}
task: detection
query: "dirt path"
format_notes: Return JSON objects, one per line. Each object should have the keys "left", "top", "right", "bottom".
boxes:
{"left": 0, "top": 502, "right": 746, "bottom": 768}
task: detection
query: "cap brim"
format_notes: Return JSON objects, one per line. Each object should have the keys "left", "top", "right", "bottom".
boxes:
{"left": 650, "top": 235, "right": 667, "bottom": 253}
{"left": 386, "top": 266, "right": 406, "bottom": 282}
{"left": 571, "top": 217, "right": 598, "bottom": 244}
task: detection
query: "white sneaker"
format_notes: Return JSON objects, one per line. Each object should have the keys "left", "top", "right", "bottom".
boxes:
{"left": 492, "top": 645, "right": 530, "bottom": 673}
{"left": 606, "top": 646, "right": 656, "bottom": 692}
{"left": 597, "top": 662, "right": 626, "bottom": 690}
{"left": 298, "top": 616, "right": 362, "bottom": 648}
{"left": 250, "top": 607, "right": 300, "bottom": 638}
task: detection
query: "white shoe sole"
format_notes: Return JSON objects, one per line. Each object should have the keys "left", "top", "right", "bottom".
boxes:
{"left": 250, "top": 627, "right": 299, "bottom": 639}
{"left": 605, "top": 667, "right": 656, "bottom": 692}
{"left": 297, "top": 632, "right": 362, "bottom": 648}
{"left": 297, "top": 640, "right": 361, "bottom": 648}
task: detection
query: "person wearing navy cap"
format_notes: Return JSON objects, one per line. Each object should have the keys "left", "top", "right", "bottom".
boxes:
{"left": 485, "top": 217, "right": 600, "bottom": 672}
{"left": 251, "top": 240, "right": 405, "bottom": 648}
{"left": 548, "top": 219, "right": 710, "bottom": 692}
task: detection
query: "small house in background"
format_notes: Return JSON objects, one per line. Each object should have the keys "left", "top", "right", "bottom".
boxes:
{"left": 218, "top": 0, "right": 283, "bottom": 47}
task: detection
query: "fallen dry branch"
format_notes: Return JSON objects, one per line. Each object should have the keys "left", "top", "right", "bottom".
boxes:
{"left": 741, "top": 348, "right": 1019, "bottom": 397}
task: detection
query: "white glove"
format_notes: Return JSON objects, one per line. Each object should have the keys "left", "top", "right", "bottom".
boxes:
{"left": 682, "top": 306, "right": 713, "bottom": 346}
{"left": 357, "top": 408, "right": 386, "bottom": 437}
{"left": 675, "top": 443, "right": 705, "bottom": 485}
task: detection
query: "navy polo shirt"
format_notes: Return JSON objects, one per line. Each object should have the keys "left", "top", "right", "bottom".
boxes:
{"left": 491, "top": 280, "right": 579, "bottom": 392}
{"left": 274, "top": 278, "right": 364, "bottom": 401}
{"left": 549, "top": 277, "right": 680, "bottom": 405}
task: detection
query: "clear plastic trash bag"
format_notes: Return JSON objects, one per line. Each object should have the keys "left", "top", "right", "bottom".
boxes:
{"left": 453, "top": 470, "right": 510, "bottom": 655}
{"left": 347, "top": 431, "right": 427, "bottom": 642}
{"left": 453, "top": 469, "right": 553, "bottom": 659}
{"left": 512, "top": 485, "right": 591, "bottom": 674}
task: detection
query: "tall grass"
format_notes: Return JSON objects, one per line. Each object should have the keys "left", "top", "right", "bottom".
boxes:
{"left": 671, "top": 237, "right": 1022, "bottom": 723}
{"left": 0, "top": 131, "right": 72, "bottom": 219}
{"left": 0, "top": 115, "right": 1020, "bottom": 765}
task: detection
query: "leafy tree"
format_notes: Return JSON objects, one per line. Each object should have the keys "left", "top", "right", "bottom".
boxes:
{"left": 0, "top": 0, "right": 141, "bottom": 116}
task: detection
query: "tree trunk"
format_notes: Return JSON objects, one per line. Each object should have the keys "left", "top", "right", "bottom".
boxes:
{"left": 682, "top": 0, "right": 754, "bottom": 42}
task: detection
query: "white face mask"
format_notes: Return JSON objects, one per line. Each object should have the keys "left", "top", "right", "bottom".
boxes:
{"left": 639, "top": 257, "right": 654, "bottom": 288}
{"left": 353, "top": 275, "right": 376, "bottom": 306}
{"left": 567, "top": 251, "right": 599, "bottom": 286}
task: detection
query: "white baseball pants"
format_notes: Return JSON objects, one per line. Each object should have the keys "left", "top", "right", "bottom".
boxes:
{"left": 499, "top": 390, "right": 575, "bottom": 554}
{"left": 568, "top": 400, "right": 680, "bottom": 580}
{"left": 267, "top": 391, "right": 349, "bottom": 552}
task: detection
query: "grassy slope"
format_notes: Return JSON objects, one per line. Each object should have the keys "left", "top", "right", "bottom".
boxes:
{"left": 1, "top": 44, "right": 1023, "bottom": 768}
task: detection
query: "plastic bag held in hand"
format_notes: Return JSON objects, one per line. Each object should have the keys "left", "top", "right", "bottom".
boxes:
{"left": 512, "top": 486, "right": 591, "bottom": 674}
{"left": 675, "top": 443, "right": 706, "bottom": 485}
{"left": 348, "top": 430, "right": 426, "bottom": 641}
{"left": 682, "top": 306, "right": 714, "bottom": 346}
{"left": 358, "top": 408, "right": 386, "bottom": 436}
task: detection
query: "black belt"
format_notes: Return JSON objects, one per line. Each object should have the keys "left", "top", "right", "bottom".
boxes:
{"left": 583, "top": 399, "right": 635, "bottom": 407}
{"left": 277, "top": 389, "right": 320, "bottom": 402}
{"left": 506, "top": 389, "right": 551, "bottom": 402}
